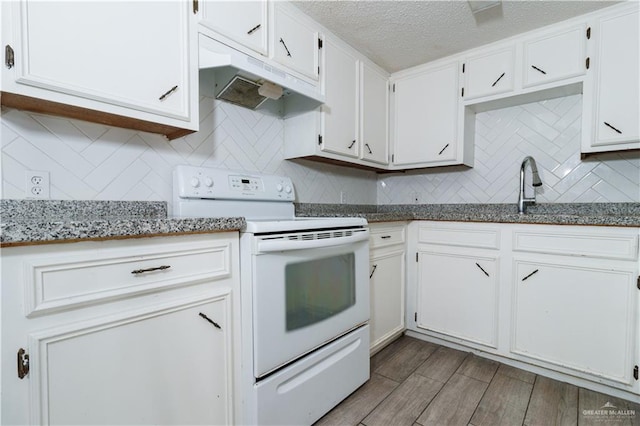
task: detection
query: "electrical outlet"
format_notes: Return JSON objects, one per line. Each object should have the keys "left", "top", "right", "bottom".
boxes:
{"left": 25, "top": 171, "right": 50, "bottom": 199}
{"left": 340, "top": 191, "right": 348, "bottom": 204}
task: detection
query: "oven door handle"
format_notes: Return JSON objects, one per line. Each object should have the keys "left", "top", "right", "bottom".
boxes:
{"left": 257, "top": 230, "right": 369, "bottom": 252}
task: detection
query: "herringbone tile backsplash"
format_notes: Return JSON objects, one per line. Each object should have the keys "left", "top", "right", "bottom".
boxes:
{"left": 0, "top": 97, "right": 377, "bottom": 212}
{"left": 1, "top": 94, "right": 638, "bottom": 208}
{"left": 378, "top": 94, "right": 640, "bottom": 204}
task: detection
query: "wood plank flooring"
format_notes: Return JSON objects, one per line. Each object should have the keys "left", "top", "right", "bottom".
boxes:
{"left": 314, "top": 336, "right": 640, "bottom": 426}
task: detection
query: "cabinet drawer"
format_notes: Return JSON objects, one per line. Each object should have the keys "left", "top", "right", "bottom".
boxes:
{"left": 513, "top": 228, "right": 638, "bottom": 260}
{"left": 22, "top": 236, "right": 233, "bottom": 317}
{"left": 370, "top": 226, "right": 405, "bottom": 248}
{"left": 417, "top": 223, "right": 500, "bottom": 250}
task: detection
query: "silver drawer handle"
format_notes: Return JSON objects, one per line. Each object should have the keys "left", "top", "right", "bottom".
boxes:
{"left": 131, "top": 265, "right": 171, "bottom": 275}
{"left": 380, "top": 235, "right": 392, "bottom": 239}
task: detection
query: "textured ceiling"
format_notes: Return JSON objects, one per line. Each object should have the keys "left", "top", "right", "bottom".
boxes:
{"left": 292, "top": 1, "right": 618, "bottom": 73}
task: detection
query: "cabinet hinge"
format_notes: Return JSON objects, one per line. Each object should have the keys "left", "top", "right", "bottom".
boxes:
{"left": 17, "top": 348, "right": 29, "bottom": 379}
{"left": 5, "top": 45, "right": 15, "bottom": 69}
{"left": 634, "top": 365, "right": 639, "bottom": 380}
{"left": 586, "top": 27, "right": 591, "bottom": 40}
{"left": 414, "top": 312, "right": 417, "bottom": 322}
{"left": 585, "top": 57, "right": 590, "bottom": 70}
{"left": 462, "top": 63, "right": 465, "bottom": 73}
{"left": 192, "top": 0, "right": 198, "bottom": 14}
{"left": 318, "top": 38, "right": 323, "bottom": 49}
{"left": 318, "top": 135, "right": 323, "bottom": 145}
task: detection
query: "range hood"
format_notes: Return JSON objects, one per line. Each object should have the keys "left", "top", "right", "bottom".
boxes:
{"left": 199, "top": 34, "right": 324, "bottom": 118}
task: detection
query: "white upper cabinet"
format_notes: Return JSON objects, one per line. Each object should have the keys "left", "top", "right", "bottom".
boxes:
{"left": 392, "top": 61, "right": 461, "bottom": 167}
{"left": 360, "top": 63, "right": 389, "bottom": 165}
{"left": 283, "top": 35, "right": 389, "bottom": 170}
{"left": 522, "top": 25, "right": 587, "bottom": 88}
{"left": 200, "top": 0, "right": 268, "bottom": 55}
{"left": 320, "top": 38, "right": 359, "bottom": 158}
{"left": 1, "top": 1, "right": 198, "bottom": 139}
{"left": 463, "top": 47, "right": 515, "bottom": 100}
{"left": 585, "top": 5, "right": 640, "bottom": 151}
{"left": 271, "top": 3, "right": 320, "bottom": 82}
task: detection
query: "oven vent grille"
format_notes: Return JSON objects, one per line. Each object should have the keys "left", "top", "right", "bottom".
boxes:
{"left": 281, "top": 229, "right": 359, "bottom": 241}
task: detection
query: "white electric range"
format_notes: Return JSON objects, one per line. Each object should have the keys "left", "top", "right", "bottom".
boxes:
{"left": 173, "top": 165, "right": 370, "bottom": 425}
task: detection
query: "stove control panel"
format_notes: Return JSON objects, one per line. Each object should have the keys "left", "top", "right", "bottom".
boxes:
{"left": 174, "top": 165, "right": 295, "bottom": 201}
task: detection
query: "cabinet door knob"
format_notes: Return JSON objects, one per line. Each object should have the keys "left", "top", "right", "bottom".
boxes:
{"left": 491, "top": 72, "right": 506, "bottom": 87}
{"left": 531, "top": 65, "right": 547, "bottom": 75}
{"left": 604, "top": 122, "right": 622, "bottom": 134}
{"left": 279, "top": 38, "right": 292, "bottom": 57}
{"left": 365, "top": 143, "right": 373, "bottom": 154}
{"left": 247, "top": 24, "right": 261, "bottom": 35}
{"left": 131, "top": 265, "right": 171, "bottom": 274}
{"left": 369, "top": 264, "right": 378, "bottom": 279}
{"left": 159, "top": 85, "right": 178, "bottom": 101}
{"left": 199, "top": 312, "right": 221, "bottom": 329}
{"left": 475, "top": 262, "right": 490, "bottom": 277}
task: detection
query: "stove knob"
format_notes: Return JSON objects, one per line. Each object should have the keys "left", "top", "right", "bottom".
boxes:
{"left": 285, "top": 185, "right": 292, "bottom": 194}
{"left": 276, "top": 184, "right": 283, "bottom": 192}
{"left": 190, "top": 177, "right": 200, "bottom": 188}
{"left": 204, "top": 177, "right": 214, "bottom": 187}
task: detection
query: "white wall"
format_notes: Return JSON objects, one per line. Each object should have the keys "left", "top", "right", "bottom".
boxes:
{"left": 0, "top": 96, "right": 377, "bottom": 212}
{"left": 378, "top": 94, "right": 640, "bottom": 204}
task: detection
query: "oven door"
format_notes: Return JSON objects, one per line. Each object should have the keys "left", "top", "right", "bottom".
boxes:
{"left": 252, "top": 227, "right": 369, "bottom": 378}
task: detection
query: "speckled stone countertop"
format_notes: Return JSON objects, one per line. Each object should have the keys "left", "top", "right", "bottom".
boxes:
{"left": 0, "top": 200, "right": 245, "bottom": 247}
{"left": 295, "top": 203, "right": 640, "bottom": 227}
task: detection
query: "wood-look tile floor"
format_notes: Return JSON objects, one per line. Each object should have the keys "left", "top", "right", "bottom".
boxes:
{"left": 314, "top": 336, "right": 640, "bottom": 426}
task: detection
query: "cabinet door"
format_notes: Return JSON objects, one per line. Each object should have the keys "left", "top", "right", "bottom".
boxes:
{"left": 592, "top": 9, "right": 640, "bottom": 147}
{"left": 523, "top": 26, "right": 586, "bottom": 88}
{"left": 200, "top": 0, "right": 267, "bottom": 55}
{"left": 361, "top": 63, "right": 389, "bottom": 165}
{"left": 512, "top": 258, "right": 636, "bottom": 385}
{"left": 393, "top": 62, "right": 459, "bottom": 166}
{"left": 27, "top": 296, "right": 233, "bottom": 425}
{"left": 369, "top": 251, "right": 405, "bottom": 351}
{"left": 320, "top": 39, "right": 359, "bottom": 158}
{"left": 272, "top": 4, "right": 320, "bottom": 81}
{"left": 417, "top": 251, "right": 498, "bottom": 347}
{"left": 10, "top": 1, "right": 192, "bottom": 121}
{"left": 464, "top": 47, "right": 515, "bottom": 100}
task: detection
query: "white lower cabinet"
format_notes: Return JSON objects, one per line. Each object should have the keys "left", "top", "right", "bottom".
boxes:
{"left": 368, "top": 223, "right": 406, "bottom": 354}
{"left": 407, "top": 221, "right": 640, "bottom": 401}
{"left": 417, "top": 250, "right": 498, "bottom": 348}
{"left": 1, "top": 233, "right": 240, "bottom": 425}
{"left": 512, "top": 256, "right": 636, "bottom": 386}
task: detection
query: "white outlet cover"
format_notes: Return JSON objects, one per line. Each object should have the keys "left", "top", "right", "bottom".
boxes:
{"left": 25, "top": 170, "right": 50, "bottom": 199}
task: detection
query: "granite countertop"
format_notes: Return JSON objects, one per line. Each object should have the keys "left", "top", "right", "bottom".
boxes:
{"left": 294, "top": 202, "right": 640, "bottom": 227}
{"left": 0, "top": 200, "right": 245, "bottom": 247}
{"left": 2, "top": 200, "right": 639, "bottom": 247}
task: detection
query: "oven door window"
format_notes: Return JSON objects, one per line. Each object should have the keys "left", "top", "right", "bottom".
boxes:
{"left": 285, "top": 253, "right": 355, "bottom": 331}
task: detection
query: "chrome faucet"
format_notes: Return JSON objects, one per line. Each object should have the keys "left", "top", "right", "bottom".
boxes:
{"left": 518, "top": 156, "right": 542, "bottom": 214}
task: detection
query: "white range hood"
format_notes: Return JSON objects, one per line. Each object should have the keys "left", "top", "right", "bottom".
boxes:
{"left": 199, "top": 34, "right": 324, "bottom": 118}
